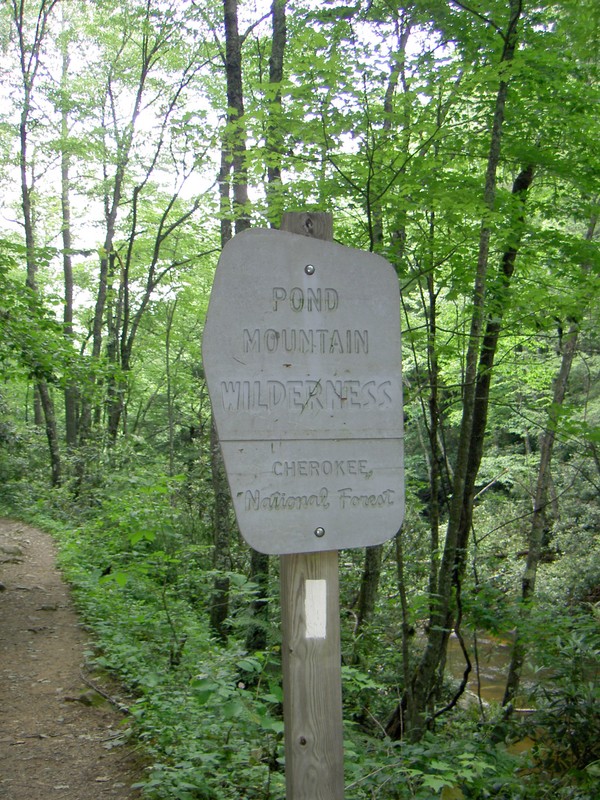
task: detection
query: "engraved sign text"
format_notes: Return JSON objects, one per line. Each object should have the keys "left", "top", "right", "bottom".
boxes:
{"left": 202, "top": 228, "right": 404, "bottom": 554}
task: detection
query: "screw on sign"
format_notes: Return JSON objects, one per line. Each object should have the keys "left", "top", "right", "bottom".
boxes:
{"left": 202, "top": 227, "right": 404, "bottom": 556}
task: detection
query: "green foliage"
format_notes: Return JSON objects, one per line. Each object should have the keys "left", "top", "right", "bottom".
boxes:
{"left": 524, "top": 609, "right": 600, "bottom": 779}
{"left": 1, "top": 0, "right": 599, "bottom": 797}
{"left": 12, "top": 470, "right": 276, "bottom": 799}
{"left": 0, "top": 240, "right": 72, "bottom": 383}
{"left": 343, "top": 725, "right": 536, "bottom": 800}
{"left": 2, "top": 457, "right": 597, "bottom": 800}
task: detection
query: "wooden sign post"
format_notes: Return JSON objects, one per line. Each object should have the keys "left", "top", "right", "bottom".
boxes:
{"left": 202, "top": 211, "right": 403, "bottom": 800}
{"left": 279, "top": 212, "right": 343, "bottom": 800}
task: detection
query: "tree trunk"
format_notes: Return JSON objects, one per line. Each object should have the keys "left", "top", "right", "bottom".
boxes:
{"left": 503, "top": 210, "right": 598, "bottom": 708}
{"left": 355, "top": 545, "right": 384, "bottom": 635}
{"left": 37, "top": 381, "right": 62, "bottom": 487}
{"left": 106, "top": 251, "right": 124, "bottom": 443}
{"left": 244, "top": 548, "right": 270, "bottom": 653}
{"left": 223, "top": 0, "right": 250, "bottom": 233}
{"left": 370, "top": 9, "right": 412, "bottom": 250}
{"left": 439, "top": 163, "right": 536, "bottom": 640}
{"left": 209, "top": 0, "right": 252, "bottom": 640}
{"left": 208, "top": 214, "right": 233, "bottom": 642}
{"left": 209, "top": 417, "right": 232, "bottom": 642}
{"left": 243, "top": 0, "right": 288, "bottom": 651}
{"left": 165, "top": 299, "right": 178, "bottom": 477}
{"left": 354, "top": 13, "right": 412, "bottom": 644}
{"left": 265, "top": 0, "right": 287, "bottom": 224}
{"left": 13, "top": 0, "right": 62, "bottom": 486}
{"left": 80, "top": 17, "right": 151, "bottom": 444}
{"left": 425, "top": 211, "right": 443, "bottom": 612}
{"left": 59, "top": 40, "right": 78, "bottom": 449}
{"left": 391, "top": 161, "right": 535, "bottom": 740}
{"left": 79, "top": 182, "right": 122, "bottom": 444}
{"left": 387, "top": 0, "right": 523, "bottom": 740}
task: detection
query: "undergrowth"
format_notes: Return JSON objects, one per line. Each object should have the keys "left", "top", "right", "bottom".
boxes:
{"left": 1, "top": 474, "right": 598, "bottom": 800}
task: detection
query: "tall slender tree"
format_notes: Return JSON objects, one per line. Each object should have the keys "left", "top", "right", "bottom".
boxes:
{"left": 503, "top": 208, "right": 598, "bottom": 708}
{"left": 244, "top": 0, "right": 288, "bottom": 654}
{"left": 57, "top": 9, "right": 78, "bottom": 449}
{"left": 11, "top": 0, "right": 62, "bottom": 486}
{"left": 209, "top": 0, "right": 253, "bottom": 641}
{"left": 387, "top": 0, "right": 525, "bottom": 739}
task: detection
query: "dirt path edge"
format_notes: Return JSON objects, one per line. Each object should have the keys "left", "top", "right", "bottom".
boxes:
{"left": 0, "top": 518, "right": 145, "bottom": 800}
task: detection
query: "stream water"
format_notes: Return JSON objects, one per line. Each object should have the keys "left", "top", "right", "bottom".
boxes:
{"left": 444, "top": 634, "right": 542, "bottom": 754}
{"left": 445, "top": 631, "right": 516, "bottom": 705}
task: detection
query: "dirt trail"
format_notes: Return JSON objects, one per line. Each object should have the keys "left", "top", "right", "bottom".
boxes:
{"left": 0, "top": 518, "right": 144, "bottom": 800}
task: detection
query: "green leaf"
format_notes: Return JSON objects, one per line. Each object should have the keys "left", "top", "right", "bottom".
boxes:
{"left": 222, "top": 699, "right": 245, "bottom": 719}
{"left": 260, "top": 717, "right": 284, "bottom": 734}
{"left": 236, "top": 657, "right": 262, "bottom": 674}
{"left": 190, "top": 677, "right": 219, "bottom": 705}
{"left": 99, "top": 570, "right": 129, "bottom": 588}
{"left": 422, "top": 775, "right": 452, "bottom": 791}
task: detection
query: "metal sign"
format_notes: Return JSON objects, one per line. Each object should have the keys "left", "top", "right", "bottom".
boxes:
{"left": 202, "top": 228, "right": 404, "bottom": 554}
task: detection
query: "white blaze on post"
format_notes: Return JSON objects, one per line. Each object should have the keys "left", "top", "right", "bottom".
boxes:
{"left": 304, "top": 579, "right": 327, "bottom": 639}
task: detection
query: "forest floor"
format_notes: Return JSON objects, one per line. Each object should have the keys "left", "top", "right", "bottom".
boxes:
{"left": 0, "top": 518, "right": 145, "bottom": 800}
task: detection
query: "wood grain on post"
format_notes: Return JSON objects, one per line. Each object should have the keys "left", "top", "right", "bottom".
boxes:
{"left": 281, "top": 211, "right": 334, "bottom": 241}
{"left": 280, "top": 211, "right": 344, "bottom": 800}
